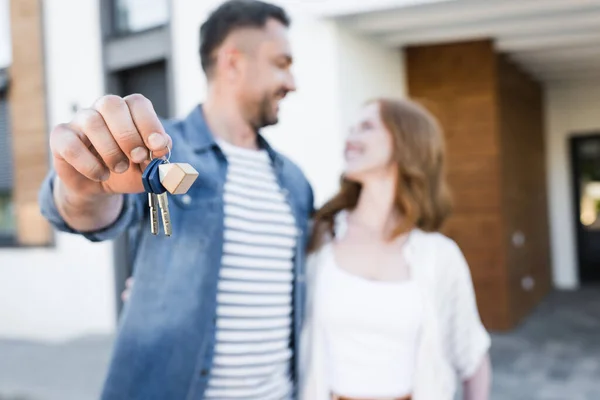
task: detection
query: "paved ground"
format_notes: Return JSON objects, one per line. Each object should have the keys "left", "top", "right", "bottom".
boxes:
{"left": 0, "top": 335, "right": 111, "bottom": 400}
{"left": 1, "top": 287, "right": 599, "bottom": 400}
{"left": 488, "top": 286, "right": 600, "bottom": 400}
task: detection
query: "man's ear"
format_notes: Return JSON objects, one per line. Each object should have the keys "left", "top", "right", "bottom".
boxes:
{"left": 216, "top": 46, "right": 244, "bottom": 83}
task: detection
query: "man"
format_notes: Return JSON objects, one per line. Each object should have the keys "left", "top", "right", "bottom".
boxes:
{"left": 39, "top": 1, "right": 313, "bottom": 399}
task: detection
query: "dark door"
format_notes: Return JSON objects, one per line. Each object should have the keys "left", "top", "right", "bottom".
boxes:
{"left": 114, "top": 60, "right": 170, "bottom": 118}
{"left": 110, "top": 60, "right": 170, "bottom": 314}
{"left": 571, "top": 134, "right": 600, "bottom": 283}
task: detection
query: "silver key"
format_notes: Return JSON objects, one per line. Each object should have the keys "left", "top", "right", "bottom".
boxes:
{"left": 157, "top": 192, "right": 172, "bottom": 236}
{"left": 148, "top": 193, "right": 159, "bottom": 235}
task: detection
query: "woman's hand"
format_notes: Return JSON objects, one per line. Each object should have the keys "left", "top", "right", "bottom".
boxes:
{"left": 121, "top": 277, "right": 134, "bottom": 302}
{"left": 463, "top": 353, "right": 492, "bottom": 400}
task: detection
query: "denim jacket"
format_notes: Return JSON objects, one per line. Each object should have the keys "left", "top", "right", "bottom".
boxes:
{"left": 39, "top": 106, "right": 314, "bottom": 400}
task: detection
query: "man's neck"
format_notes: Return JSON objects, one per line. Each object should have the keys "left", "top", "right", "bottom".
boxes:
{"left": 203, "top": 93, "right": 258, "bottom": 150}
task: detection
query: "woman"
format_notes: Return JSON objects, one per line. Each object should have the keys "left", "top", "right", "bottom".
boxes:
{"left": 300, "top": 98, "right": 492, "bottom": 400}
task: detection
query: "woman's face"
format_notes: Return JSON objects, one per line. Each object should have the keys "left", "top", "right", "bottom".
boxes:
{"left": 343, "top": 102, "right": 395, "bottom": 182}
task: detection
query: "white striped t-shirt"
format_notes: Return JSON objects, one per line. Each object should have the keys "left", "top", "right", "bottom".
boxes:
{"left": 204, "top": 139, "right": 297, "bottom": 400}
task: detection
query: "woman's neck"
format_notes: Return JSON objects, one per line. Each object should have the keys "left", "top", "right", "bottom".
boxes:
{"left": 351, "top": 175, "right": 400, "bottom": 236}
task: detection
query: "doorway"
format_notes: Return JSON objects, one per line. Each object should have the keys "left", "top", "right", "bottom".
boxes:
{"left": 570, "top": 133, "right": 600, "bottom": 283}
{"left": 109, "top": 60, "right": 170, "bottom": 315}
{"left": 114, "top": 60, "right": 170, "bottom": 118}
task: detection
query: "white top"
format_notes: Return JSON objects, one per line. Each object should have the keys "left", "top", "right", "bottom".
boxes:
{"left": 205, "top": 139, "right": 297, "bottom": 400}
{"left": 300, "top": 211, "right": 491, "bottom": 400}
{"left": 319, "top": 245, "right": 423, "bottom": 399}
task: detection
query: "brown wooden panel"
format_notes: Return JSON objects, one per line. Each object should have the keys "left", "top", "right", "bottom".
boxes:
{"left": 407, "top": 41, "right": 551, "bottom": 331}
{"left": 443, "top": 213, "right": 504, "bottom": 281}
{"left": 474, "top": 276, "right": 511, "bottom": 330}
{"left": 446, "top": 183, "right": 500, "bottom": 214}
{"left": 407, "top": 40, "right": 508, "bottom": 330}
{"left": 446, "top": 159, "right": 500, "bottom": 184}
{"left": 9, "top": 0, "right": 52, "bottom": 245}
{"left": 415, "top": 94, "right": 500, "bottom": 160}
{"left": 497, "top": 55, "right": 551, "bottom": 326}
{"left": 443, "top": 214, "right": 502, "bottom": 250}
{"left": 406, "top": 40, "right": 497, "bottom": 98}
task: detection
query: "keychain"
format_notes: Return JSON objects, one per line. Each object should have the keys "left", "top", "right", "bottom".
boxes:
{"left": 141, "top": 147, "right": 199, "bottom": 236}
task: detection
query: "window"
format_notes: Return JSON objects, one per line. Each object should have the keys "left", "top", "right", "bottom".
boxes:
{"left": 578, "top": 140, "right": 600, "bottom": 230}
{"left": 0, "top": 192, "right": 15, "bottom": 237}
{"left": 0, "top": 87, "right": 16, "bottom": 243}
{"left": 113, "top": 0, "right": 169, "bottom": 35}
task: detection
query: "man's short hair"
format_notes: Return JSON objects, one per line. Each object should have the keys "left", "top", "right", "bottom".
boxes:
{"left": 200, "top": 0, "right": 291, "bottom": 78}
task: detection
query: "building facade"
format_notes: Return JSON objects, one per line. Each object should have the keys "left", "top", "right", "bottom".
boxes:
{"left": 1, "top": 0, "right": 599, "bottom": 341}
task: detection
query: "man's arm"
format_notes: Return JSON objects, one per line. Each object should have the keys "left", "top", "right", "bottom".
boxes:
{"left": 39, "top": 94, "right": 171, "bottom": 241}
{"left": 39, "top": 170, "right": 145, "bottom": 242}
{"left": 53, "top": 175, "right": 124, "bottom": 233}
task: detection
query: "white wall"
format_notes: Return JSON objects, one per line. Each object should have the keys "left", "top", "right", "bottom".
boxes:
{"left": 293, "top": 0, "right": 453, "bottom": 18}
{"left": 0, "top": 0, "right": 9, "bottom": 69}
{"left": 335, "top": 24, "right": 406, "bottom": 152}
{"left": 261, "top": 6, "right": 343, "bottom": 206}
{"left": 0, "top": 0, "right": 116, "bottom": 342}
{"left": 169, "top": 0, "right": 214, "bottom": 117}
{"left": 170, "top": 0, "right": 406, "bottom": 207}
{"left": 545, "top": 78, "right": 600, "bottom": 289}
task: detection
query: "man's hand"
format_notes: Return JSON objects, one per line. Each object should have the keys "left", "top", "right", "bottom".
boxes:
{"left": 49, "top": 94, "right": 172, "bottom": 231}
{"left": 50, "top": 94, "right": 172, "bottom": 198}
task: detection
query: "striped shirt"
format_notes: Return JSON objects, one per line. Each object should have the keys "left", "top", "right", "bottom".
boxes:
{"left": 204, "top": 139, "right": 297, "bottom": 400}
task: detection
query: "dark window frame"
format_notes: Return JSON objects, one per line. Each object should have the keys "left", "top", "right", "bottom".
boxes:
{"left": 0, "top": 75, "right": 17, "bottom": 248}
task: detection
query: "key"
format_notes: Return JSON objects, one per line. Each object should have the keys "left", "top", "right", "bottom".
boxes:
{"left": 148, "top": 161, "right": 172, "bottom": 235}
{"left": 157, "top": 192, "right": 172, "bottom": 236}
{"left": 142, "top": 159, "right": 163, "bottom": 235}
{"left": 148, "top": 193, "right": 159, "bottom": 235}
{"left": 142, "top": 145, "right": 199, "bottom": 236}
{"left": 144, "top": 158, "right": 171, "bottom": 236}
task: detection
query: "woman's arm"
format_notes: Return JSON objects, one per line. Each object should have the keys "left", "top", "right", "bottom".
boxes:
{"left": 463, "top": 353, "right": 492, "bottom": 400}
{"left": 440, "top": 240, "right": 493, "bottom": 399}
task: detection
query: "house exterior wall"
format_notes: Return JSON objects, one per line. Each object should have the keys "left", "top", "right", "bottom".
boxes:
{"left": 0, "top": 0, "right": 405, "bottom": 341}
{"left": 0, "top": 0, "right": 115, "bottom": 342}
{"left": 545, "top": 78, "right": 600, "bottom": 289}
{"left": 1, "top": 0, "right": 592, "bottom": 342}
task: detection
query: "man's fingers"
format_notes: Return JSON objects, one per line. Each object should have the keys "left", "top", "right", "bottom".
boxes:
{"left": 124, "top": 94, "right": 172, "bottom": 158}
{"left": 71, "top": 109, "right": 130, "bottom": 174}
{"left": 50, "top": 124, "right": 109, "bottom": 182}
{"left": 93, "top": 95, "right": 148, "bottom": 163}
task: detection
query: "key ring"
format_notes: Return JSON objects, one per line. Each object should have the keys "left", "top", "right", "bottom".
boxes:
{"left": 150, "top": 145, "right": 171, "bottom": 164}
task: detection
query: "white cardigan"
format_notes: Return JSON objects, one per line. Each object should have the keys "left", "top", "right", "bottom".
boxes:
{"left": 299, "top": 214, "right": 491, "bottom": 400}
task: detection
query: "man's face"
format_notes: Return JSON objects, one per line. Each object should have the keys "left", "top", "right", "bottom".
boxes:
{"left": 236, "top": 19, "right": 296, "bottom": 129}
